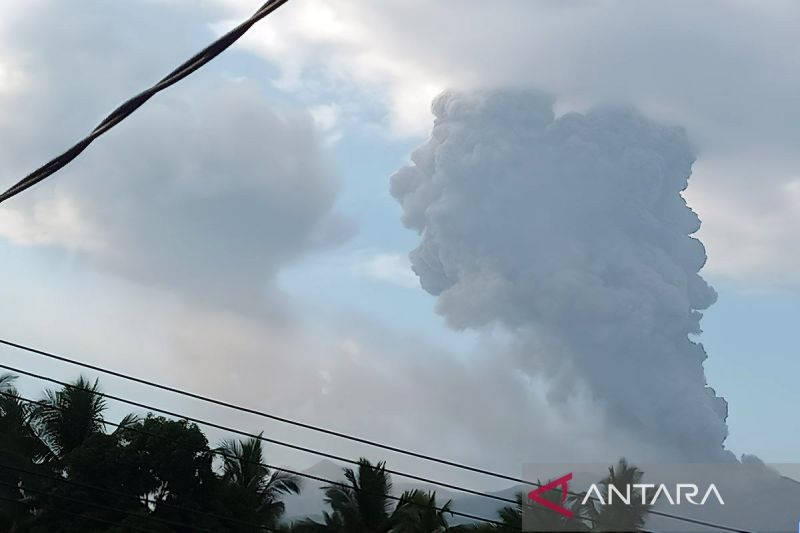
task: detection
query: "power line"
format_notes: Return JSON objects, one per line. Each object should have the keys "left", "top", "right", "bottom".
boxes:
{"left": 0, "top": 339, "right": 754, "bottom": 532}
{"left": 0, "top": 390, "right": 505, "bottom": 527}
{"left": 0, "top": 460, "right": 277, "bottom": 532}
{"left": 0, "top": 337, "right": 559, "bottom": 487}
{"left": 0, "top": 0, "right": 753, "bottom": 526}
{"left": 0, "top": 361, "right": 517, "bottom": 507}
{"left": 0, "top": 0, "right": 290, "bottom": 204}
{"left": 0, "top": 364, "right": 752, "bottom": 533}
{"left": 0, "top": 340, "right": 754, "bottom": 533}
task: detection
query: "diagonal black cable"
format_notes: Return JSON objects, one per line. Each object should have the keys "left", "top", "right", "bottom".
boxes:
{"left": 0, "top": 337, "right": 551, "bottom": 487}
{"left": 0, "top": 390, "right": 743, "bottom": 533}
{"left": 0, "top": 493, "right": 155, "bottom": 533}
{"left": 0, "top": 339, "right": 754, "bottom": 533}
{"left": 0, "top": 361, "right": 517, "bottom": 507}
{"left": 0, "top": 390, "right": 505, "bottom": 527}
{"left": 0, "top": 0, "right": 290, "bottom": 204}
{"left": 0, "top": 366, "right": 753, "bottom": 533}
{"left": 1, "top": 345, "right": 757, "bottom": 533}
{"left": 0, "top": 460, "right": 277, "bottom": 532}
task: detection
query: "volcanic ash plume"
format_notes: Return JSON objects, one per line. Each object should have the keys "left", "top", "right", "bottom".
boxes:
{"left": 391, "top": 90, "right": 731, "bottom": 460}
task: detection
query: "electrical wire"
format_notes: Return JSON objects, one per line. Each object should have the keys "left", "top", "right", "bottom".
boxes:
{"left": 0, "top": 361, "right": 518, "bottom": 508}
{"left": 0, "top": 337, "right": 756, "bottom": 533}
{"left": 0, "top": 390, "right": 505, "bottom": 528}
{"left": 0, "top": 0, "right": 755, "bottom": 529}
{"left": 0, "top": 0, "right": 290, "bottom": 204}
{"left": 0, "top": 338, "right": 579, "bottom": 487}
{"left": 0, "top": 364, "right": 753, "bottom": 533}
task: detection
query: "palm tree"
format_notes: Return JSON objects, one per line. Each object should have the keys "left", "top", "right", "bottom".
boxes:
{"left": 392, "top": 489, "right": 454, "bottom": 533}
{"left": 472, "top": 490, "right": 589, "bottom": 533}
{"left": 0, "top": 374, "right": 46, "bottom": 463}
{"left": 0, "top": 374, "right": 14, "bottom": 391}
{"left": 217, "top": 434, "right": 301, "bottom": 529}
{"left": 586, "top": 459, "right": 651, "bottom": 532}
{"left": 0, "top": 374, "right": 47, "bottom": 530}
{"left": 31, "top": 376, "right": 108, "bottom": 461}
{"left": 0, "top": 373, "right": 49, "bottom": 469}
{"left": 296, "top": 459, "right": 467, "bottom": 533}
{"left": 296, "top": 458, "right": 395, "bottom": 533}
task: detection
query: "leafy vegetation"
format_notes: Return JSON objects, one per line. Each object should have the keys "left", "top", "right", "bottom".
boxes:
{"left": 0, "top": 373, "right": 650, "bottom": 532}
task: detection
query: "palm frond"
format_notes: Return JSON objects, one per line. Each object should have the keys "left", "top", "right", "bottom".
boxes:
{"left": 0, "top": 373, "right": 18, "bottom": 392}
{"left": 29, "top": 375, "right": 108, "bottom": 459}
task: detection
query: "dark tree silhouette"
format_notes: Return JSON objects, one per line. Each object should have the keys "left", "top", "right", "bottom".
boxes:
{"left": 585, "top": 459, "right": 651, "bottom": 532}
{"left": 482, "top": 491, "right": 589, "bottom": 533}
{"left": 0, "top": 376, "right": 301, "bottom": 532}
{"left": 216, "top": 435, "right": 301, "bottom": 530}
{"left": 294, "top": 459, "right": 470, "bottom": 533}
{"left": 392, "top": 489, "right": 455, "bottom": 533}
{"left": 0, "top": 374, "right": 653, "bottom": 533}
{"left": 295, "top": 458, "right": 396, "bottom": 533}
{"left": 0, "top": 374, "right": 48, "bottom": 531}
{"left": 31, "top": 377, "right": 110, "bottom": 461}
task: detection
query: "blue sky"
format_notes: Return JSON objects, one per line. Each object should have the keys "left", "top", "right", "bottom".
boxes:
{"left": 701, "top": 283, "right": 800, "bottom": 461}
{"left": 281, "top": 117, "right": 800, "bottom": 463}
{"left": 0, "top": 0, "right": 798, "bottom": 476}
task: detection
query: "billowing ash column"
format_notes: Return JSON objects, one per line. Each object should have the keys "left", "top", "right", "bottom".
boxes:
{"left": 391, "top": 90, "right": 731, "bottom": 461}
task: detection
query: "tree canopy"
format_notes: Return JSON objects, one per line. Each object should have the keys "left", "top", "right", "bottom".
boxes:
{"left": 0, "top": 373, "right": 651, "bottom": 532}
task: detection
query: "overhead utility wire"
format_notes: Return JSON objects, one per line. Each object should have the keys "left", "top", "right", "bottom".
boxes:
{"left": 0, "top": 361, "right": 516, "bottom": 507}
{"left": 0, "top": 337, "right": 757, "bottom": 533}
{"left": 0, "top": 390, "right": 505, "bottom": 527}
{"left": 0, "top": 358, "right": 753, "bottom": 533}
{"left": 0, "top": 341, "right": 754, "bottom": 533}
{"left": 0, "top": 0, "right": 290, "bottom": 204}
{"left": 0, "top": 338, "right": 577, "bottom": 487}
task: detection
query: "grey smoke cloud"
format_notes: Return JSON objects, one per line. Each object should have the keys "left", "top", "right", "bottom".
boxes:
{"left": 0, "top": 0, "right": 351, "bottom": 308}
{"left": 392, "top": 90, "right": 731, "bottom": 461}
{"left": 220, "top": 0, "right": 800, "bottom": 286}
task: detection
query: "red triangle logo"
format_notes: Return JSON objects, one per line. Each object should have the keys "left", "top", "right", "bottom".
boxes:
{"left": 527, "top": 472, "right": 574, "bottom": 518}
